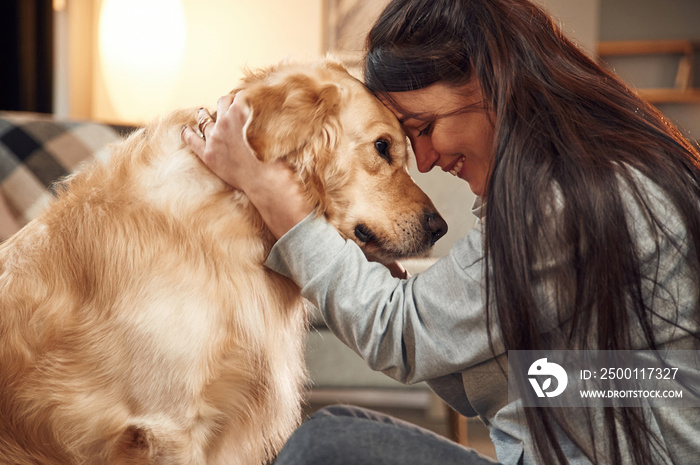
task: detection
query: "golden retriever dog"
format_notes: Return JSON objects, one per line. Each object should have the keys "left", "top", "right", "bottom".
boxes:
{"left": 0, "top": 58, "right": 447, "bottom": 464}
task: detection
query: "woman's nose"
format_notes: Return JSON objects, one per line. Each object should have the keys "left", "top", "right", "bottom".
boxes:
{"left": 412, "top": 139, "right": 439, "bottom": 173}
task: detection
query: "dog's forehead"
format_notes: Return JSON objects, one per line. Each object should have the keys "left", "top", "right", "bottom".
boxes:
{"left": 341, "top": 87, "right": 403, "bottom": 130}
{"left": 261, "top": 61, "right": 345, "bottom": 85}
{"left": 244, "top": 60, "right": 404, "bottom": 140}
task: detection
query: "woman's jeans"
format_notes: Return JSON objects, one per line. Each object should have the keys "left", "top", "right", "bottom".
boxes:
{"left": 274, "top": 404, "right": 499, "bottom": 464}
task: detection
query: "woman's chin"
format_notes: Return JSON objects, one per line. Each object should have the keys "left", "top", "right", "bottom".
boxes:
{"left": 465, "top": 179, "right": 484, "bottom": 197}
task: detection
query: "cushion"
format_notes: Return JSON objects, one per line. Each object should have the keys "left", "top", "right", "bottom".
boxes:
{"left": 0, "top": 111, "right": 132, "bottom": 226}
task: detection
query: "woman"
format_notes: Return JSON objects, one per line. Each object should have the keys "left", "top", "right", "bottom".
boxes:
{"left": 183, "top": 0, "right": 700, "bottom": 463}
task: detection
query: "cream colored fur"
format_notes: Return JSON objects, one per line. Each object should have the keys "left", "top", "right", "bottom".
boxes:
{"left": 0, "top": 58, "right": 443, "bottom": 464}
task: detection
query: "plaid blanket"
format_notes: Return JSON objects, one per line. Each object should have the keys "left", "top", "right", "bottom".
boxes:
{"left": 0, "top": 111, "right": 133, "bottom": 226}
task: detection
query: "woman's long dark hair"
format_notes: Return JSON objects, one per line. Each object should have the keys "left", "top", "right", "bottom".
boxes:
{"left": 365, "top": 0, "right": 700, "bottom": 464}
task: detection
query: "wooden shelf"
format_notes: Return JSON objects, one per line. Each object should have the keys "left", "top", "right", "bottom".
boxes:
{"left": 597, "top": 39, "right": 699, "bottom": 57}
{"left": 597, "top": 39, "right": 700, "bottom": 104}
{"left": 636, "top": 88, "right": 700, "bottom": 104}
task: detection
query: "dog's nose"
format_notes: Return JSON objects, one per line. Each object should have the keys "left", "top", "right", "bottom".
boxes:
{"left": 425, "top": 213, "right": 448, "bottom": 246}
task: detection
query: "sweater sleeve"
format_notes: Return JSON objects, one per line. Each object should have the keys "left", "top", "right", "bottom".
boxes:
{"left": 265, "top": 213, "right": 505, "bottom": 384}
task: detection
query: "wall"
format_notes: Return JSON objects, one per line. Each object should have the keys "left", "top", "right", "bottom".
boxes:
{"left": 599, "top": 0, "right": 700, "bottom": 42}
{"left": 536, "top": 0, "right": 600, "bottom": 56}
{"left": 59, "top": 0, "right": 323, "bottom": 125}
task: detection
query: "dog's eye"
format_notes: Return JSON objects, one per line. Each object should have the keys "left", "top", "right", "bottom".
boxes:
{"left": 374, "top": 139, "right": 391, "bottom": 164}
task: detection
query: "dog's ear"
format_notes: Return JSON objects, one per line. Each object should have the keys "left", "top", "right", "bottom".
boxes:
{"left": 238, "top": 74, "right": 341, "bottom": 163}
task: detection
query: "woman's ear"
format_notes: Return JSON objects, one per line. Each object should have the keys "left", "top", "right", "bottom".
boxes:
{"left": 240, "top": 75, "right": 341, "bottom": 163}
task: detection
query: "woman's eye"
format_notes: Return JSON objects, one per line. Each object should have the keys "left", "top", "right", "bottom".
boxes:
{"left": 417, "top": 122, "right": 433, "bottom": 137}
{"left": 374, "top": 139, "right": 391, "bottom": 164}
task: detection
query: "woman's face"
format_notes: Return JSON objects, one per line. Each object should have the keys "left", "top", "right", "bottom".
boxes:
{"left": 383, "top": 81, "right": 495, "bottom": 196}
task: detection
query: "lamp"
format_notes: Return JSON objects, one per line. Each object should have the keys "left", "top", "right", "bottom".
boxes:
{"left": 98, "top": 0, "right": 187, "bottom": 124}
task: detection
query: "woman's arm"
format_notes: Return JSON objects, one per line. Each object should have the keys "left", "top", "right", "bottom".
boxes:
{"left": 266, "top": 213, "right": 504, "bottom": 384}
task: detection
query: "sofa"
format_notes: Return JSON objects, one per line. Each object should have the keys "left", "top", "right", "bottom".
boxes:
{"left": 0, "top": 110, "right": 454, "bottom": 438}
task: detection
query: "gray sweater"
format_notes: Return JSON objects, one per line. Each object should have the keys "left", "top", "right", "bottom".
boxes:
{"left": 265, "top": 172, "right": 700, "bottom": 464}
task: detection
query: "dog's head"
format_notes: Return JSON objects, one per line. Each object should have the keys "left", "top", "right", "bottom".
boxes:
{"left": 235, "top": 59, "right": 447, "bottom": 262}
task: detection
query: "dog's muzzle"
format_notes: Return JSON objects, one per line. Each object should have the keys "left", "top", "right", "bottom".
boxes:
{"left": 354, "top": 211, "right": 448, "bottom": 248}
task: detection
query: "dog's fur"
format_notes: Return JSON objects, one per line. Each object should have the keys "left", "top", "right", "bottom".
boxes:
{"left": 0, "top": 59, "right": 445, "bottom": 464}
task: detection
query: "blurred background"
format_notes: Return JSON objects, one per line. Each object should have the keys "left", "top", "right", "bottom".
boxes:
{"left": 1, "top": 0, "right": 699, "bottom": 459}
{"left": 1, "top": 0, "right": 699, "bottom": 255}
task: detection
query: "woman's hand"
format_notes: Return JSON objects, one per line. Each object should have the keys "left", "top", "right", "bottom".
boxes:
{"left": 182, "top": 93, "right": 255, "bottom": 192}
{"left": 182, "top": 93, "right": 312, "bottom": 239}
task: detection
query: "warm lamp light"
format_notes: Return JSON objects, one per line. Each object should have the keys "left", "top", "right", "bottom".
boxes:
{"left": 98, "top": 0, "right": 187, "bottom": 124}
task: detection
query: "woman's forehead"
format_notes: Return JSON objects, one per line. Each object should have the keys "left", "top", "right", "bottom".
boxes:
{"left": 381, "top": 81, "right": 484, "bottom": 124}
